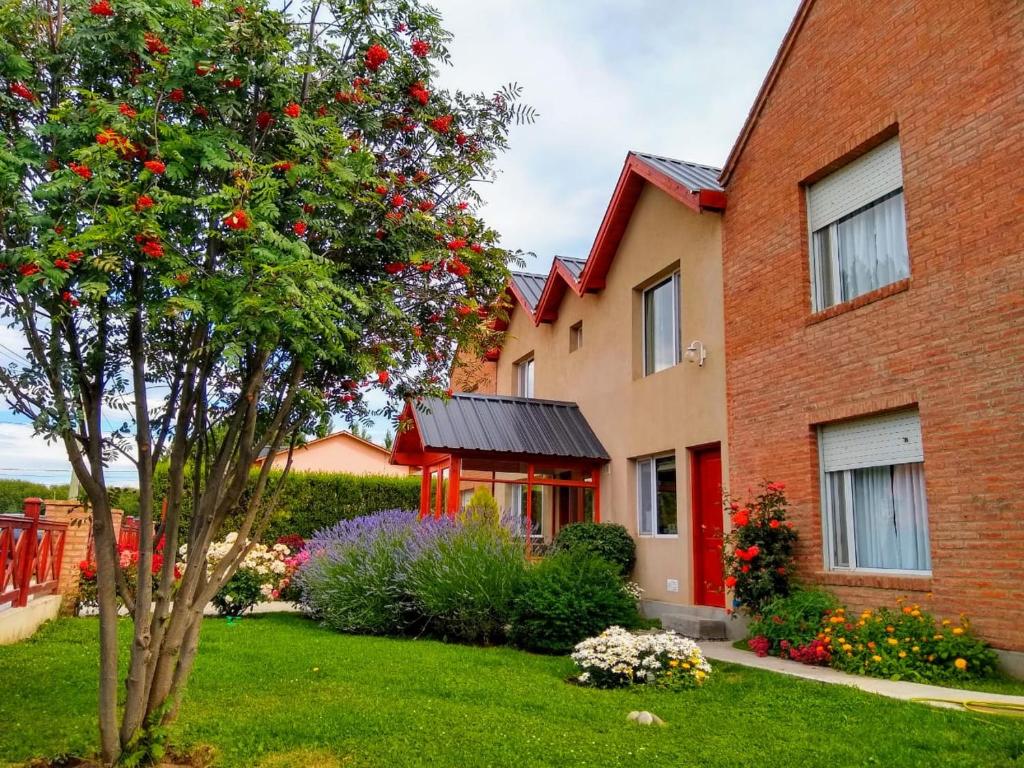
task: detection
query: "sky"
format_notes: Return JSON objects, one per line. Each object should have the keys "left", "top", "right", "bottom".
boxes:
{"left": 0, "top": 0, "right": 800, "bottom": 487}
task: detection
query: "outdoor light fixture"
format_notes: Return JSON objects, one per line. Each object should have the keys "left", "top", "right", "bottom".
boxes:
{"left": 684, "top": 340, "right": 707, "bottom": 367}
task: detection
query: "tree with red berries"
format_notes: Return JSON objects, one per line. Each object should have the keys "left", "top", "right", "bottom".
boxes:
{"left": 0, "top": 0, "right": 531, "bottom": 762}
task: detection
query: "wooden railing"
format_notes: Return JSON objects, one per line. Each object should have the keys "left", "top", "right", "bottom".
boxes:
{"left": 0, "top": 498, "right": 68, "bottom": 608}
{"left": 118, "top": 516, "right": 140, "bottom": 551}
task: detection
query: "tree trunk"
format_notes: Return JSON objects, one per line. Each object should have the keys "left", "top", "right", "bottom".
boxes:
{"left": 92, "top": 500, "right": 122, "bottom": 765}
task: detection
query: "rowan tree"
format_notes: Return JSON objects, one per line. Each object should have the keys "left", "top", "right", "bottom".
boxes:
{"left": 0, "top": 0, "right": 530, "bottom": 762}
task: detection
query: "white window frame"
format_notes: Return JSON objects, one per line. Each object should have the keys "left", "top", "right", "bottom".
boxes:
{"left": 636, "top": 453, "right": 678, "bottom": 539}
{"left": 515, "top": 355, "right": 534, "bottom": 397}
{"left": 817, "top": 411, "right": 931, "bottom": 576}
{"left": 802, "top": 136, "right": 909, "bottom": 313}
{"left": 569, "top": 321, "right": 583, "bottom": 353}
{"left": 641, "top": 271, "right": 681, "bottom": 376}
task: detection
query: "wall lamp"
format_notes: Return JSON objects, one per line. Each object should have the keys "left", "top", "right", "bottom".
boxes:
{"left": 684, "top": 340, "right": 707, "bottom": 367}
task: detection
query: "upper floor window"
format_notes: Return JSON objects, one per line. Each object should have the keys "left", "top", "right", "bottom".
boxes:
{"left": 807, "top": 137, "right": 910, "bottom": 311}
{"left": 569, "top": 321, "right": 583, "bottom": 353}
{"left": 516, "top": 355, "right": 534, "bottom": 397}
{"left": 819, "top": 408, "right": 930, "bottom": 573}
{"left": 642, "top": 272, "right": 680, "bottom": 375}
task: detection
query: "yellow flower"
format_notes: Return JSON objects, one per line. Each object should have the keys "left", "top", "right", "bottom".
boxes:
{"left": 954, "top": 658, "right": 968, "bottom": 671}
{"left": 669, "top": 660, "right": 679, "bottom": 668}
{"left": 911, "top": 646, "right": 920, "bottom": 652}
{"left": 953, "top": 627, "right": 964, "bottom": 636}
{"left": 842, "top": 644, "right": 853, "bottom": 652}
{"left": 941, "top": 619, "right": 951, "bottom": 626}
{"left": 837, "top": 637, "right": 846, "bottom": 644}
{"left": 898, "top": 651, "right": 907, "bottom": 658}
{"left": 682, "top": 662, "right": 691, "bottom": 670}
{"left": 872, "top": 655, "right": 882, "bottom": 663}
{"left": 933, "top": 634, "right": 944, "bottom": 641}
{"left": 887, "top": 638, "right": 899, "bottom": 646}
{"left": 911, "top": 609, "right": 921, "bottom": 617}
{"left": 885, "top": 625, "right": 895, "bottom": 633}
{"left": 695, "top": 670, "right": 707, "bottom": 682}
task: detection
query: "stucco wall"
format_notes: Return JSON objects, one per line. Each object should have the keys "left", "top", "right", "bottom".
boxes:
{"left": 258, "top": 434, "right": 412, "bottom": 476}
{"left": 493, "top": 185, "right": 727, "bottom": 606}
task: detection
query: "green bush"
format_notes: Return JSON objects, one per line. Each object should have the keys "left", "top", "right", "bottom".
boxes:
{"left": 747, "top": 588, "right": 840, "bottom": 653}
{"left": 509, "top": 550, "right": 641, "bottom": 654}
{"left": 155, "top": 464, "right": 421, "bottom": 542}
{"left": 0, "top": 480, "right": 69, "bottom": 514}
{"left": 553, "top": 522, "right": 636, "bottom": 576}
{"left": 406, "top": 522, "right": 526, "bottom": 644}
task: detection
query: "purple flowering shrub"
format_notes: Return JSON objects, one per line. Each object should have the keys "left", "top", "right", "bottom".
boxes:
{"left": 297, "top": 509, "right": 527, "bottom": 641}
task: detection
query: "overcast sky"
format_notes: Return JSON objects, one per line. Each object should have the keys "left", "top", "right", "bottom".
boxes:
{"left": 0, "top": 0, "right": 799, "bottom": 487}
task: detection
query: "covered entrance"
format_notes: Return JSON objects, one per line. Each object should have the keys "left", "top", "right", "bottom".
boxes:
{"left": 390, "top": 394, "right": 609, "bottom": 546}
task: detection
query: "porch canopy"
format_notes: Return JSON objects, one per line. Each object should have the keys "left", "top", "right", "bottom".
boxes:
{"left": 390, "top": 394, "right": 609, "bottom": 525}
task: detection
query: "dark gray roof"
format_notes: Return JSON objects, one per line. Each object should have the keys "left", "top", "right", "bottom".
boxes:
{"left": 414, "top": 394, "right": 609, "bottom": 461}
{"left": 631, "top": 151, "right": 724, "bottom": 193}
{"left": 509, "top": 271, "right": 547, "bottom": 311}
{"left": 556, "top": 256, "right": 586, "bottom": 281}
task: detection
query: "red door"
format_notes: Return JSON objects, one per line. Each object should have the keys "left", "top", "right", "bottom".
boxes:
{"left": 691, "top": 446, "right": 725, "bottom": 608}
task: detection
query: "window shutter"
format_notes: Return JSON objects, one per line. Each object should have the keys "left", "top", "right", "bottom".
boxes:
{"left": 807, "top": 138, "right": 904, "bottom": 231}
{"left": 821, "top": 409, "right": 924, "bottom": 472}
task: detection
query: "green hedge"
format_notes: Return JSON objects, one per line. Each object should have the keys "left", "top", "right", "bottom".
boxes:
{"left": 0, "top": 479, "right": 140, "bottom": 517}
{"left": 156, "top": 465, "right": 421, "bottom": 542}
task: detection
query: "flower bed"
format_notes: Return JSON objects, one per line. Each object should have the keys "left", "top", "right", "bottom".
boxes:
{"left": 571, "top": 626, "right": 711, "bottom": 689}
{"left": 747, "top": 591, "right": 998, "bottom": 683}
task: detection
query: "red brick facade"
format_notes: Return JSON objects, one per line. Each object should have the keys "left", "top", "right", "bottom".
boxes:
{"left": 721, "top": 1, "right": 1024, "bottom": 650}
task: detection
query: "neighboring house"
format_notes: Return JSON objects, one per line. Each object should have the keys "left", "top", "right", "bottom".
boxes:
{"left": 255, "top": 431, "right": 414, "bottom": 476}
{"left": 719, "top": 0, "right": 1024, "bottom": 663}
{"left": 402, "top": 151, "right": 731, "bottom": 634}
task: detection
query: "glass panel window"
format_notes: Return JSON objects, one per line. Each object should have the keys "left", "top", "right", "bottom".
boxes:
{"left": 824, "top": 462, "right": 930, "bottom": 572}
{"left": 516, "top": 356, "right": 534, "bottom": 397}
{"left": 569, "top": 321, "right": 583, "bottom": 353}
{"left": 643, "top": 273, "right": 680, "bottom": 375}
{"left": 637, "top": 454, "right": 677, "bottom": 536}
{"left": 811, "top": 190, "right": 909, "bottom": 311}
{"left": 510, "top": 484, "right": 543, "bottom": 539}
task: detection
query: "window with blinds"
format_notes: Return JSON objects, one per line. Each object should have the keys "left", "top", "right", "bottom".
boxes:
{"left": 819, "top": 409, "right": 931, "bottom": 573}
{"left": 807, "top": 137, "right": 910, "bottom": 311}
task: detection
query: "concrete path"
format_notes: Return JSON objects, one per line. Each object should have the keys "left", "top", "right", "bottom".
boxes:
{"left": 701, "top": 640, "right": 1024, "bottom": 712}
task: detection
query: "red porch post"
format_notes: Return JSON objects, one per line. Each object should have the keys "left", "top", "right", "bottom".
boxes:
{"left": 446, "top": 457, "right": 461, "bottom": 518}
{"left": 419, "top": 465, "right": 432, "bottom": 519}
{"left": 590, "top": 468, "right": 601, "bottom": 523}
{"left": 525, "top": 464, "right": 534, "bottom": 556}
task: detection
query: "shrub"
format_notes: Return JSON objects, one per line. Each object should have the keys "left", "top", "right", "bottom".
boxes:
{"left": 0, "top": 480, "right": 69, "bottom": 513}
{"left": 722, "top": 481, "right": 797, "bottom": 615}
{"left": 190, "top": 534, "right": 293, "bottom": 617}
{"left": 553, "top": 522, "right": 636, "bottom": 576}
{"left": 826, "top": 602, "right": 998, "bottom": 682}
{"left": 572, "top": 626, "right": 711, "bottom": 689}
{"left": 459, "top": 487, "right": 501, "bottom": 529}
{"left": 406, "top": 521, "right": 526, "bottom": 643}
{"left": 510, "top": 549, "right": 641, "bottom": 654}
{"left": 747, "top": 588, "right": 840, "bottom": 659}
{"left": 297, "top": 510, "right": 451, "bottom": 634}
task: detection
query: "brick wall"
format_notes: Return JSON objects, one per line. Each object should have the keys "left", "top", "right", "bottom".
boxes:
{"left": 721, "top": 1, "right": 1024, "bottom": 649}
{"left": 44, "top": 501, "right": 123, "bottom": 598}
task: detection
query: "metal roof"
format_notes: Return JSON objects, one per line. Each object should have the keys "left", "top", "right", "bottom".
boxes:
{"left": 556, "top": 256, "right": 586, "bottom": 281}
{"left": 630, "top": 151, "right": 724, "bottom": 193}
{"left": 509, "top": 271, "right": 547, "bottom": 311}
{"left": 413, "top": 394, "right": 610, "bottom": 461}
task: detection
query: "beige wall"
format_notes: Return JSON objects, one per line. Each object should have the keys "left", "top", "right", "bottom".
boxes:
{"left": 257, "top": 433, "right": 413, "bottom": 476}
{"left": 494, "top": 185, "right": 727, "bottom": 606}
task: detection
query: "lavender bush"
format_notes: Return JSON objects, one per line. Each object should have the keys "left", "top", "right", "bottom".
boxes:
{"left": 297, "top": 510, "right": 453, "bottom": 634}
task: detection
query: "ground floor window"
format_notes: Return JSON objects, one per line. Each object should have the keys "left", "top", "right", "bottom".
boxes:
{"left": 820, "top": 409, "right": 930, "bottom": 572}
{"left": 637, "top": 454, "right": 677, "bottom": 536}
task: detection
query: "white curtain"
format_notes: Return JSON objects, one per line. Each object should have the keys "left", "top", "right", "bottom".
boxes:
{"left": 837, "top": 191, "right": 909, "bottom": 301}
{"left": 851, "top": 462, "right": 930, "bottom": 571}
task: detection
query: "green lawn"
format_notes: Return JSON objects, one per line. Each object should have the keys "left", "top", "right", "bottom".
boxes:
{"left": 2, "top": 615, "right": 1023, "bottom": 768}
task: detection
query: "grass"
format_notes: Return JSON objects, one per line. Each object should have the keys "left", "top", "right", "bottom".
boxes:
{"left": 730, "top": 638, "right": 1024, "bottom": 697}
{"left": 0, "top": 615, "right": 1022, "bottom": 768}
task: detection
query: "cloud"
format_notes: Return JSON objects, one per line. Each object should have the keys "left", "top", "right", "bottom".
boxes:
{"left": 0, "top": 422, "right": 138, "bottom": 488}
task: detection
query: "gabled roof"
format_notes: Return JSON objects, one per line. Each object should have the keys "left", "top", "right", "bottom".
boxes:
{"left": 391, "top": 394, "right": 610, "bottom": 466}
{"left": 497, "top": 151, "right": 725, "bottom": 334}
{"left": 253, "top": 429, "right": 389, "bottom": 465}
{"left": 719, "top": 0, "right": 816, "bottom": 186}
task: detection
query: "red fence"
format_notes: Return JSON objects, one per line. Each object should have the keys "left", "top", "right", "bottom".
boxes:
{"left": 0, "top": 498, "right": 68, "bottom": 608}
{"left": 118, "top": 516, "right": 140, "bottom": 551}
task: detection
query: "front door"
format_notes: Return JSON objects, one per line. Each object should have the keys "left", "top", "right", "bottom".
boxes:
{"left": 691, "top": 445, "right": 725, "bottom": 608}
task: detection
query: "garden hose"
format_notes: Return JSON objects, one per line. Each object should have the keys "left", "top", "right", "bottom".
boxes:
{"left": 909, "top": 698, "right": 1024, "bottom": 717}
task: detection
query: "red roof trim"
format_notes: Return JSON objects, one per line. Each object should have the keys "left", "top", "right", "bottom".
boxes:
{"left": 719, "top": 0, "right": 816, "bottom": 186}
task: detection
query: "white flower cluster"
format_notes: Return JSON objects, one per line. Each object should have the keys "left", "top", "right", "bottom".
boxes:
{"left": 180, "top": 532, "right": 290, "bottom": 593}
{"left": 571, "top": 626, "right": 712, "bottom": 688}
{"left": 622, "top": 581, "right": 644, "bottom": 600}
